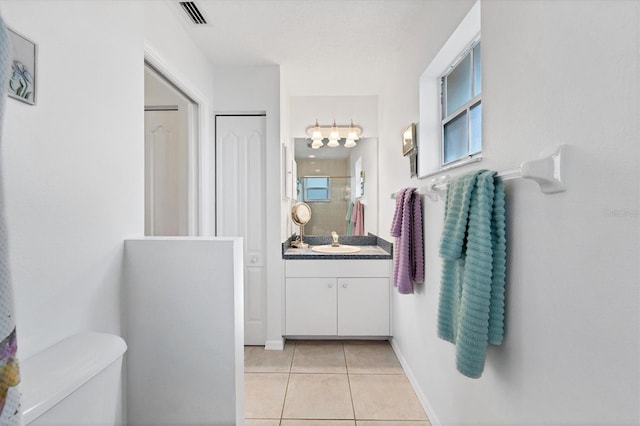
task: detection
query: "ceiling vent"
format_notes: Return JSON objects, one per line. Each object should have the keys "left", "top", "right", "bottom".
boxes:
{"left": 179, "top": 2, "right": 207, "bottom": 25}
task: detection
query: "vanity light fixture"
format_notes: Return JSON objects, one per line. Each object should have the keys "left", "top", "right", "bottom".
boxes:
{"left": 305, "top": 119, "right": 363, "bottom": 148}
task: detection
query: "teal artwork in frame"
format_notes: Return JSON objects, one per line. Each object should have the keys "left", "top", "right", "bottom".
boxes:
{"left": 7, "top": 27, "right": 37, "bottom": 105}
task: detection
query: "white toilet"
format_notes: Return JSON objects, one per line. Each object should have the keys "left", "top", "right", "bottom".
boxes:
{"left": 20, "top": 332, "right": 127, "bottom": 425}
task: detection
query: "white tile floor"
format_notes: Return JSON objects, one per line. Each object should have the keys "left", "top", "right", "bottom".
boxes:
{"left": 244, "top": 340, "right": 431, "bottom": 426}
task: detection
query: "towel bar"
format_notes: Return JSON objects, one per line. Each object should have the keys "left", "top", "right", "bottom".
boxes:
{"left": 391, "top": 145, "right": 566, "bottom": 201}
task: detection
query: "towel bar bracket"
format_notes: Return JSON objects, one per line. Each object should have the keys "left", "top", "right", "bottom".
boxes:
{"left": 519, "top": 145, "right": 565, "bottom": 194}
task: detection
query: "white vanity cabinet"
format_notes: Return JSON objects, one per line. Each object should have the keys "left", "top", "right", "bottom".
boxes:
{"left": 286, "top": 277, "right": 338, "bottom": 335}
{"left": 285, "top": 259, "right": 391, "bottom": 336}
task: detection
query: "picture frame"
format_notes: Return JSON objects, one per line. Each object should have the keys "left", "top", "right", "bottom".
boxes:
{"left": 402, "top": 123, "right": 416, "bottom": 156}
{"left": 7, "top": 28, "right": 37, "bottom": 106}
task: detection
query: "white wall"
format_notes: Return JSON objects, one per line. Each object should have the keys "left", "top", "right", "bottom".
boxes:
{"left": 212, "top": 65, "right": 283, "bottom": 348}
{"left": 124, "top": 237, "right": 244, "bottom": 426}
{"left": 0, "top": 0, "right": 218, "bottom": 361}
{"left": 143, "top": 0, "right": 216, "bottom": 236}
{"left": 289, "top": 96, "right": 378, "bottom": 138}
{"left": 143, "top": 2, "right": 215, "bottom": 104}
{"left": 0, "top": 1, "right": 145, "bottom": 359}
{"left": 389, "top": 1, "right": 640, "bottom": 425}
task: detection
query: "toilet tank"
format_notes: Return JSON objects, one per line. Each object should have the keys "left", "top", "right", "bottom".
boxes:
{"left": 21, "top": 332, "right": 127, "bottom": 425}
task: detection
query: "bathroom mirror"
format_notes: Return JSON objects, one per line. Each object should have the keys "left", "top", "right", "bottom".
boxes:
{"left": 293, "top": 137, "right": 378, "bottom": 236}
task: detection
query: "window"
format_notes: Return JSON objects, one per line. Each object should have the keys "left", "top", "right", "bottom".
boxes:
{"left": 417, "top": 0, "right": 480, "bottom": 178}
{"left": 441, "top": 40, "right": 481, "bottom": 165}
{"left": 303, "top": 176, "right": 330, "bottom": 201}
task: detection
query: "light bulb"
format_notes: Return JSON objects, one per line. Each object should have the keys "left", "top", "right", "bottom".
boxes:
{"left": 329, "top": 120, "right": 340, "bottom": 140}
{"left": 347, "top": 120, "right": 360, "bottom": 140}
{"left": 311, "top": 119, "right": 322, "bottom": 140}
{"left": 327, "top": 139, "right": 339, "bottom": 148}
{"left": 344, "top": 138, "right": 356, "bottom": 148}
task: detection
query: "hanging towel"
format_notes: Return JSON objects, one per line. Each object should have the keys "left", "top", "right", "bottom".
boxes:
{"left": 346, "top": 201, "right": 354, "bottom": 236}
{"left": 0, "top": 16, "right": 22, "bottom": 424}
{"left": 390, "top": 188, "right": 424, "bottom": 294}
{"left": 437, "top": 170, "right": 506, "bottom": 379}
{"left": 352, "top": 200, "right": 365, "bottom": 236}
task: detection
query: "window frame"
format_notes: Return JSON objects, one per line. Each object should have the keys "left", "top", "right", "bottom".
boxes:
{"left": 440, "top": 38, "right": 482, "bottom": 167}
{"left": 302, "top": 176, "right": 331, "bottom": 202}
{"left": 417, "top": 0, "right": 480, "bottom": 179}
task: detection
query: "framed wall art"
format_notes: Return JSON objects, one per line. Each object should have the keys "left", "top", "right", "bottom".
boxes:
{"left": 8, "top": 28, "right": 37, "bottom": 105}
{"left": 402, "top": 122, "right": 416, "bottom": 156}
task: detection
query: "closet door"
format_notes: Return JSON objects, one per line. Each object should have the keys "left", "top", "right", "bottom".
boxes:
{"left": 216, "top": 115, "right": 267, "bottom": 345}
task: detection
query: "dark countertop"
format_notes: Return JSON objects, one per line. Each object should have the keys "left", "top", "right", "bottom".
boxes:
{"left": 282, "top": 234, "right": 393, "bottom": 260}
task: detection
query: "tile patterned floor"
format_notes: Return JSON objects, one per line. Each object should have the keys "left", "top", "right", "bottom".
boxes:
{"left": 244, "top": 340, "right": 431, "bottom": 426}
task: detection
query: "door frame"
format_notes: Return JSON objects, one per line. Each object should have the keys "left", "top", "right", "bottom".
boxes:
{"left": 144, "top": 42, "right": 212, "bottom": 236}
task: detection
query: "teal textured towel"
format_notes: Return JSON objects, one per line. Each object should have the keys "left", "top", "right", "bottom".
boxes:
{"left": 346, "top": 202, "right": 354, "bottom": 236}
{"left": 437, "top": 170, "right": 506, "bottom": 379}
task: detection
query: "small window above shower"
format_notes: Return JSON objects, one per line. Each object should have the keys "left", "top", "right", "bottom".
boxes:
{"left": 302, "top": 176, "right": 330, "bottom": 201}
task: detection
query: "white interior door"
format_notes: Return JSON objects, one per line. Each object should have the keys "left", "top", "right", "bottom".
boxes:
{"left": 145, "top": 109, "right": 189, "bottom": 236}
{"left": 216, "top": 115, "right": 267, "bottom": 346}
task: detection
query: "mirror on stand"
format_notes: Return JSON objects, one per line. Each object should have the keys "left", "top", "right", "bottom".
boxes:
{"left": 290, "top": 202, "right": 312, "bottom": 248}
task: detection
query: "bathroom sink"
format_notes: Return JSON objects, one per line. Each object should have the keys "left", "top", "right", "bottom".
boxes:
{"left": 311, "top": 245, "right": 361, "bottom": 254}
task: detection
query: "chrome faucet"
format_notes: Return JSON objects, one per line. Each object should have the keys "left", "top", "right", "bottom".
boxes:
{"left": 331, "top": 231, "right": 340, "bottom": 247}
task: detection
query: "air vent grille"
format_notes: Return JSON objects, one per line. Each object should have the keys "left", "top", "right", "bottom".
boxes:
{"left": 179, "top": 2, "right": 207, "bottom": 25}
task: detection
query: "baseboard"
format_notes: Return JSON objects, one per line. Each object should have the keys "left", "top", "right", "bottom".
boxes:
{"left": 390, "top": 338, "right": 441, "bottom": 426}
{"left": 264, "top": 338, "right": 285, "bottom": 351}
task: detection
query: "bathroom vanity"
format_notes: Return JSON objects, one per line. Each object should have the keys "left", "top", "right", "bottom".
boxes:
{"left": 282, "top": 235, "right": 393, "bottom": 337}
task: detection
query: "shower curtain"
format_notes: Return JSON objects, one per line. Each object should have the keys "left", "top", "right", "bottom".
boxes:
{"left": 0, "top": 15, "right": 22, "bottom": 425}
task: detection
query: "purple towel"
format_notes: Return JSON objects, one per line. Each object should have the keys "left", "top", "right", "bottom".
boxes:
{"left": 390, "top": 188, "right": 424, "bottom": 294}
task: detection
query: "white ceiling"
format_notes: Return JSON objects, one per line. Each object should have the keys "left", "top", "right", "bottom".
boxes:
{"left": 170, "top": 0, "right": 476, "bottom": 74}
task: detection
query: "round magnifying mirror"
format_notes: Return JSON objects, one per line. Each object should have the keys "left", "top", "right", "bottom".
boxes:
{"left": 291, "top": 202, "right": 311, "bottom": 225}
{"left": 291, "top": 202, "right": 311, "bottom": 248}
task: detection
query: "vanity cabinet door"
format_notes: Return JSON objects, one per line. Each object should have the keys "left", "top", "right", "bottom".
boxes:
{"left": 337, "top": 278, "right": 390, "bottom": 336}
{"left": 286, "top": 278, "right": 337, "bottom": 335}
